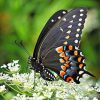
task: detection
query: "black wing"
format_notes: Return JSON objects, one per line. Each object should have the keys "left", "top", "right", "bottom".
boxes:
{"left": 39, "top": 8, "right": 87, "bottom": 62}
{"left": 33, "top": 10, "right": 68, "bottom": 60}
{"left": 33, "top": 8, "right": 94, "bottom": 83}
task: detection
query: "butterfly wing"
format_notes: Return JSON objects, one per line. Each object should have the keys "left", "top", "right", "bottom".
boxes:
{"left": 33, "top": 10, "right": 68, "bottom": 60}
{"left": 38, "top": 8, "right": 87, "bottom": 60}
{"left": 33, "top": 8, "right": 94, "bottom": 83}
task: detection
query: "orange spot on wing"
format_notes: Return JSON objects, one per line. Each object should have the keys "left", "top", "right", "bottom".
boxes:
{"left": 66, "top": 76, "right": 73, "bottom": 82}
{"left": 66, "top": 61, "right": 70, "bottom": 64}
{"left": 61, "top": 65, "right": 67, "bottom": 71}
{"left": 68, "top": 45, "right": 73, "bottom": 50}
{"left": 60, "top": 52, "right": 65, "bottom": 57}
{"left": 79, "top": 64, "right": 84, "bottom": 69}
{"left": 56, "top": 46, "right": 63, "bottom": 53}
{"left": 64, "top": 63, "right": 69, "bottom": 67}
{"left": 59, "top": 59, "right": 65, "bottom": 63}
{"left": 63, "top": 41, "right": 68, "bottom": 45}
{"left": 74, "top": 50, "right": 78, "bottom": 56}
{"left": 78, "top": 57, "right": 82, "bottom": 62}
{"left": 64, "top": 56, "right": 69, "bottom": 61}
{"left": 60, "top": 71, "right": 66, "bottom": 77}
{"left": 64, "top": 61, "right": 70, "bottom": 66}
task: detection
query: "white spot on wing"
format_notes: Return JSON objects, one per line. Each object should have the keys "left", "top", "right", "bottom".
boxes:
{"left": 60, "top": 27, "right": 63, "bottom": 32}
{"left": 78, "top": 23, "right": 82, "bottom": 26}
{"left": 79, "top": 18, "right": 82, "bottom": 21}
{"left": 80, "top": 9, "right": 84, "bottom": 12}
{"left": 72, "top": 15, "right": 76, "bottom": 18}
{"left": 66, "top": 30, "right": 71, "bottom": 34}
{"left": 62, "top": 11, "right": 66, "bottom": 14}
{"left": 83, "top": 59, "right": 85, "bottom": 63}
{"left": 80, "top": 52, "right": 83, "bottom": 56}
{"left": 76, "top": 76, "right": 79, "bottom": 80}
{"left": 58, "top": 16, "right": 61, "bottom": 19}
{"left": 49, "top": 73, "right": 51, "bottom": 75}
{"left": 74, "top": 40, "right": 78, "bottom": 43}
{"left": 62, "top": 18, "right": 66, "bottom": 21}
{"left": 70, "top": 20, "right": 73, "bottom": 23}
{"left": 80, "top": 13, "right": 84, "bottom": 16}
{"left": 75, "top": 46, "right": 78, "bottom": 50}
{"left": 77, "top": 28, "right": 80, "bottom": 32}
{"left": 76, "top": 34, "right": 79, "bottom": 37}
{"left": 65, "top": 35, "right": 69, "bottom": 39}
{"left": 51, "top": 19, "right": 54, "bottom": 22}
{"left": 68, "top": 25, "right": 72, "bottom": 28}
{"left": 63, "top": 41, "right": 68, "bottom": 44}
{"left": 79, "top": 71, "right": 84, "bottom": 74}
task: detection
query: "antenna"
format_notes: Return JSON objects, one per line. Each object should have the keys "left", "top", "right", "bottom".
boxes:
{"left": 15, "top": 40, "right": 31, "bottom": 56}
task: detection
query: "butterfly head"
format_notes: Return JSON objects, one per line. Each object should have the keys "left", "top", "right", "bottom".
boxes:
{"left": 28, "top": 56, "right": 39, "bottom": 72}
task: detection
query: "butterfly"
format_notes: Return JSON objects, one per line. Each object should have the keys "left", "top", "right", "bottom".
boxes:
{"left": 30, "top": 7, "right": 94, "bottom": 84}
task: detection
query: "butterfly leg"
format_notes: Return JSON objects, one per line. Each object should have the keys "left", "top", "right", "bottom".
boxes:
{"left": 44, "top": 81, "right": 48, "bottom": 86}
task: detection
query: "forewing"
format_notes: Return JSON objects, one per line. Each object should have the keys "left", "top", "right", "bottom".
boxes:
{"left": 33, "top": 10, "right": 68, "bottom": 59}
{"left": 39, "top": 8, "right": 87, "bottom": 60}
{"left": 40, "top": 8, "right": 88, "bottom": 83}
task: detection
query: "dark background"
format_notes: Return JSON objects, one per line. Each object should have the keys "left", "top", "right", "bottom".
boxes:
{"left": 0, "top": 0, "right": 100, "bottom": 78}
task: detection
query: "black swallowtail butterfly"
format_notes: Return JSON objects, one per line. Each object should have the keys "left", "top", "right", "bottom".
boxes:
{"left": 30, "top": 8, "right": 94, "bottom": 84}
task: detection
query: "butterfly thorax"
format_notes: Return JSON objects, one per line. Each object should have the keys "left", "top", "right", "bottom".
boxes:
{"left": 29, "top": 56, "right": 56, "bottom": 81}
{"left": 29, "top": 56, "right": 44, "bottom": 72}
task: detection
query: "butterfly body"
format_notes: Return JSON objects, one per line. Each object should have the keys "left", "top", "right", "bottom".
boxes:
{"left": 30, "top": 8, "right": 94, "bottom": 84}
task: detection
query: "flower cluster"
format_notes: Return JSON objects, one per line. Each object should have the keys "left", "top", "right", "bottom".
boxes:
{"left": 8, "top": 71, "right": 35, "bottom": 92}
{"left": 0, "top": 60, "right": 100, "bottom": 100}
{"left": 12, "top": 77, "right": 100, "bottom": 100}
{"left": 0, "top": 73, "right": 8, "bottom": 83}
{"left": 1, "top": 60, "right": 20, "bottom": 73}
{"left": 0, "top": 85, "right": 7, "bottom": 94}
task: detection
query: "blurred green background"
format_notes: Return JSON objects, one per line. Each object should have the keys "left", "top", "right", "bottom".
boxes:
{"left": 0, "top": 0, "right": 100, "bottom": 78}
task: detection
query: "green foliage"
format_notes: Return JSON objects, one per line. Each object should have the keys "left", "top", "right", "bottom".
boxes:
{"left": 0, "top": 0, "right": 100, "bottom": 77}
{"left": 0, "top": 0, "right": 100, "bottom": 99}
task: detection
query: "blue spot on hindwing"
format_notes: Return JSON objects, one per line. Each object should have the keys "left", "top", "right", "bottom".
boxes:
{"left": 66, "top": 69, "right": 71, "bottom": 73}
{"left": 64, "top": 74, "right": 68, "bottom": 80}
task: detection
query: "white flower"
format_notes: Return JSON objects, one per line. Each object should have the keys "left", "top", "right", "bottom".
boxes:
{"left": 8, "top": 64, "right": 20, "bottom": 73}
{"left": 7, "top": 63, "right": 13, "bottom": 67}
{"left": 8, "top": 60, "right": 20, "bottom": 73}
{"left": 83, "top": 96, "right": 89, "bottom": 100}
{"left": 0, "top": 85, "right": 6, "bottom": 93}
{"left": 95, "top": 80, "right": 100, "bottom": 88}
{"left": 8, "top": 71, "right": 34, "bottom": 91}
{"left": 43, "top": 91, "right": 53, "bottom": 98}
{"left": 12, "top": 94, "right": 34, "bottom": 100}
{"left": 96, "top": 88, "right": 100, "bottom": 92}
{"left": 13, "top": 60, "right": 19, "bottom": 64}
{"left": 8, "top": 73, "right": 24, "bottom": 85}
{"left": 1, "top": 64, "right": 7, "bottom": 68}
{"left": 75, "top": 95, "right": 83, "bottom": 100}
{"left": 93, "top": 80, "right": 100, "bottom": 92}
{"left": 1, "top": 60, "right": 100, "bottom": 100}
{"left": 1, "top": 60, "right": 20, "bottom": 73}
{"left": 93, "top": 97, "right": 98, "bottom": 100}
{"left": 12, "top": 94, "right": 26, "bottom": 100}
{"left": 23, "top": 82, "right": 33, "bottom": 91}
{"left": 0, "top": 73, "right": 8, "bottom": 82}
{"left": 37, "top": 96, "right": 45, "bottom": 100}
